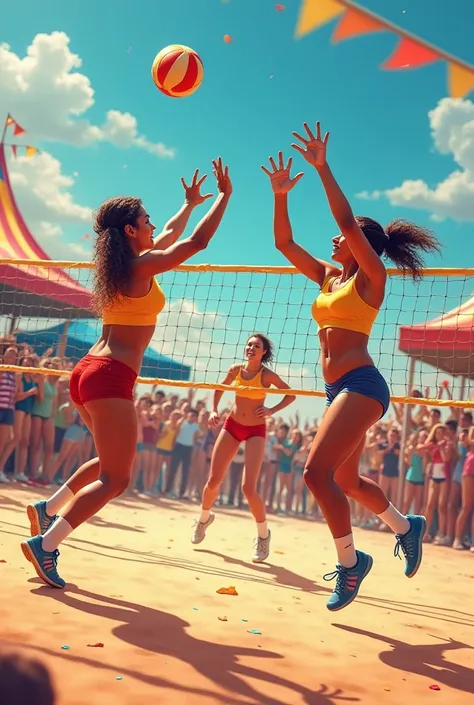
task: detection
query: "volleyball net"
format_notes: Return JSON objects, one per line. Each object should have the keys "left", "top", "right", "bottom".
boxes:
{"left": 1, "top": 258, "right": 474, "bottom": 408}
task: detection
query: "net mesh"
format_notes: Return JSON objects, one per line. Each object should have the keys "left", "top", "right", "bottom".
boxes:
{"left": 1, "top": 259, "right": 473, "bottom": 407}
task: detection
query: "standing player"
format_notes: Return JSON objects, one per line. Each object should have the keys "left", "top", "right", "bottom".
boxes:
{"left": 262, "top": 122, "right": 441, "bottom": 610}
{"left": 21, "top": 161, "right": 232, "bottom": 588}
{"left": 191, "top": 333, "right": 295, "bottom": 562}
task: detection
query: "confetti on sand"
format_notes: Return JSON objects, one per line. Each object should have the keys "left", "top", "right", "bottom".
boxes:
{"left": 217, "top": 586, "right": 238, "bottom": 595}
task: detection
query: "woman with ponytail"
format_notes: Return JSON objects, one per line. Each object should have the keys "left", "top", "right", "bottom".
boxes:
{"left": 22, "top": 160, "right": 232, "bottom": 588}
{"left": 262, "top": 122, "right": 441, "bottom": 612}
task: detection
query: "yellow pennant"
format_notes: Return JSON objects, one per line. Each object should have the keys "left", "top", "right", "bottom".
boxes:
{"left": 296, "top": 0, "right": 344, "bottom": 38}
{"left": 25, "top": 146, "right": 38, "bottom": 157}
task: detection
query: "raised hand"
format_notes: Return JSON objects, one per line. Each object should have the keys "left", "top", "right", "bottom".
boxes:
{"left": 181, "top": 169, "right": 213, "bottom": 206}
{"left": 261, "top": 152, "right": 304, "bottom": 194}
{"left": 291, "top": 121, "right": 329, "bottom": 168}
{"left": 212, "top": 157, "right": 232, "bottom": 197}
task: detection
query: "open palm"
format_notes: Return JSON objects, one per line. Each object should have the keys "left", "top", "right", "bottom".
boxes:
{"left": 261, "top": 152, "right": 303, "bottom": 194}
{"left": 182, "top": 169, "right": 213, "bottom": 206}
{"left": 291, "top": 121, "right": 329, "bottom": 168}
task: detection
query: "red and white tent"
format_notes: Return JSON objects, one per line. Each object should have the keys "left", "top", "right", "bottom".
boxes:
{"left": 399, "top": 297, "right": 474, "bottom": 378}
{"left": 0, "top": 142, "right": 91, "bottom": 320}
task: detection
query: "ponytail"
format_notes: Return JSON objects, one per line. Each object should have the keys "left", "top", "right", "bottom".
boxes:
{"left": 384, "top": 219, "right": 442, "bottom": 281}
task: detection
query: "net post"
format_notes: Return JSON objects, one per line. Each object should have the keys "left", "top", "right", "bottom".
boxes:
{"left": 397, "top": 356, "right": 416, "bottom": 510}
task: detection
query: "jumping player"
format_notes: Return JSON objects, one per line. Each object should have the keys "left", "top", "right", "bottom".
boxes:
{"left": 21, "top": 161, "right": 232, "bottom": 588}
{"left": 191, "top": 333, "right": 295, "bottom": 562}
{"left": 262, "top": 122, "right": 441, "bottom": 610}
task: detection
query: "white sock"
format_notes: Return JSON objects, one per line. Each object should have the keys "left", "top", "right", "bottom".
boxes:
{"left": 377, "top": 503, "right": 410, "bottom": 536}
{"left": 200, "top": 509, "right": 211, "bottom": 524}
{"left": 334, "top": 533, "right": 357, "bottom": 568}
{"left": 257, "top": 521, "right": 269, "bottom": 539}
{"left": 42, "top": 517, "right": 74, "bottom": 553}
{"left": 46, "top": 485, "right": 74, "bottom": 517}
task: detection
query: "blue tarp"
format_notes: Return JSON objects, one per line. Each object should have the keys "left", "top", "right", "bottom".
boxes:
{"left": 16, "top": 319, "right": 191, "bottom": 381}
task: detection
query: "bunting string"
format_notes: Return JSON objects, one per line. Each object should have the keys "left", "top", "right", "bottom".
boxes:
{"left": 296, "top": 0, "right": 474, "bottom": 98}
{"left": 1, "top": 116, "right": 39, "bottom": 157}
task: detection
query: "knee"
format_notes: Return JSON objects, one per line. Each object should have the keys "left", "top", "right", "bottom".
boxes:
{"left": 241, "top": 482, "right": 257, "bottom": 500}
{"left": 206, "top": 474, "right": 222, "bottom": 492}
{"left": 102, "top": 473, "right": 130, "bottom": 498}
{"left": 303, "top": 464, "right": 329, "bottom": 495}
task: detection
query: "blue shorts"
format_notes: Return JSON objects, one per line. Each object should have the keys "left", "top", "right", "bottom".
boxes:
{"left": 64, "top": 424, "right": 86, "bottom": 443}
{"left": 0, "top": 408, "right": 14, "bottom": 426}
{"left": 325, "top": 365, "right": 390, "bottom": 418}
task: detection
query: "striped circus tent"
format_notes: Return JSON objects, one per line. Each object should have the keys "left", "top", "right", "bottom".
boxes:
{"left": 0, "top": 139, "right": 91, "bottom": 321}
{"left": 399, "top": 298, "right": 474, "bottom": 378}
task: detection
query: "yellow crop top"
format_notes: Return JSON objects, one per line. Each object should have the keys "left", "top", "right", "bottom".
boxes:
{"left": 102, "top": 278, "right": 165, "bottom": 326}
{"left": 233, "top": 366, "right": 267, "bottom": 400}
{"left": 312, "top": 275, "right": 378, "bottom": 336}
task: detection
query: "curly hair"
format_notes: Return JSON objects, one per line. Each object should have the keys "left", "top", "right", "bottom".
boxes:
{"left": 247, "top": 333, "right": 274, "bottom": 365}
{"left": 355, "top": 216, "right": 442, "bottom": 281}
{"left": 92, "top": 196, "right": 143, "bottom": 314}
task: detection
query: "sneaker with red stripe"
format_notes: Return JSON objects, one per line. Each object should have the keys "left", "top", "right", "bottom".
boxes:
{"left": 323, "top": 550, "right": 373, "bottom": 611}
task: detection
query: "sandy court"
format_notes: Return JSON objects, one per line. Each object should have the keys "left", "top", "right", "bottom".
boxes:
{"left": 0, "top": 485, "right": 473, "bottom": 705}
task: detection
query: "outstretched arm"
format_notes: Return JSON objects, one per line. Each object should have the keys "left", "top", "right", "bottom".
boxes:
{"left": 261, "top": 152, "right": 339, "bottom": 287}
{"left": 292, "top": 122, "right": 386, "bottom": 287}
{"left": 152, "top": 170, "right": 213, "bottom": 251}
{"left": 133, "top": 159, "right": 231, "bottom": 278}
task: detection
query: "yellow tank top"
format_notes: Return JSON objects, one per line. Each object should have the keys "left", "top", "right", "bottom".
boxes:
{"left": 312, "top": 275, "right": 378, "bottom": 336}
{"left": 233, "top": 366, "right": 267, "bottom": 400}
{"left": 103, "top": 278, "right": 165, "bottom": 326}
{"left": 156, "top": 422, "right": 177, "bottom": 452}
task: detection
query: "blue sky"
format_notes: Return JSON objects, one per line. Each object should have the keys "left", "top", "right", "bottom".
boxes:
{"left": 2, "top": 0, "right": 474, "bottom": 419}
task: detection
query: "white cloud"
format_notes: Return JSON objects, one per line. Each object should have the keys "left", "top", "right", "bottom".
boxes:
{"left": 356, "top": 97, "right": 474, "bottom": 221}
{"left": 0, "top": 32, "right": 174, "bottom": 158}
{"left": 7, "top": 150, "right": 92, "bottom": 260}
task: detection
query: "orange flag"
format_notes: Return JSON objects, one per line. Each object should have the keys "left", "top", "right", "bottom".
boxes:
{"left": 5, "top": 115, "right": 15, "bottom": 127}
{"left": 383, "top": 37, "right": 440, "bottom": 70}
{"left": 448, "top": 63, "right": 474, "bottom": 98}
{"left": 25, "top": 146, "right": 38, "bottom": 157}
{"left": 333, "top": 8, "right": 383, "bottom": 42}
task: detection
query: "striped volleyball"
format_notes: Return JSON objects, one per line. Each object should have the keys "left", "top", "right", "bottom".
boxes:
{"left": 151, "top": 45, "right": 204, "bottom": 98}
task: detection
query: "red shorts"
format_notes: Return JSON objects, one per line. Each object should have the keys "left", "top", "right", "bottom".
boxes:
{"left": 69, "top": 355, "right": 137, "bottom": 406}
{"left": 223, "top": 416, "right": 266, "bottom": 442}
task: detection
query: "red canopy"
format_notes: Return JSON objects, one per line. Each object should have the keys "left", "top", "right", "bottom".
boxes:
{"left": 0, "top": 142, "right": 91, "bottom": 319}
{"left": 399, "top": 296, "right": 474, "bottom": 378}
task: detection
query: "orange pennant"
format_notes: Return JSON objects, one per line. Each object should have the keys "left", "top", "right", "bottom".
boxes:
{"left": 13, "top": 122, "right": 25, "bottom": 136}
{"left": 448, "top": 62, "right": 474, "bottom": 98}
{"left": 11, "top": 145, "right": 17, "bottom": 158}
{"left": 383, "top": 37, "right": 439, "bottom": 70}
{"left": 25, "top": 146, "right": 38, "bottom": 157}
{"left": 333, "top": 8, "right": 383, "bottom": 43}
{"left": 5, "top": 115, "right": 14, "bottom": 127}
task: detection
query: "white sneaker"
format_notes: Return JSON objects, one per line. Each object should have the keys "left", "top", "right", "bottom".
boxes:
{"left": 14, "top": 473, "right": 29, "bottom": 483}
{"left": 252, "top": 530, "right": 271, "bottom": 563}
{"left": 0, "top": 472, "right": 10, "bottom": 484}
{"left": 191, "top": 512, "right": 215, "bottom": 545}
{"left": 452, "top": 540, "right": 467, "bottom": 551}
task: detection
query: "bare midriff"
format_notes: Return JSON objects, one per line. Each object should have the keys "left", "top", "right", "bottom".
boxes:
{"left": 230, "top": 396, "right": 269, "bottom": 427}
{"left": 319, "top": 327, "right": 375, "bottom": 384}
{"left": 88, "top": 324, "right": 156, "bottom": 374}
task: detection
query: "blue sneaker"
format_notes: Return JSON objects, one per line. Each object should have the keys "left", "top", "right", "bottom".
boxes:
{"left": 323, "top": 550, "right": 373, "bottom": 612}
{"left": 394, "top": 514, "right": 426, "bottom": 578}
{"left": 27, "top": 500, "right": 57, "bottom": 537}
{"left": 21, "top": 536, "right": 66, "bottom": 589}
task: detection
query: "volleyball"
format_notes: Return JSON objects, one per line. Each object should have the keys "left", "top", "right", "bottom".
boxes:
{"left": 151, "top": 45, "right": 204, "bottom": 98}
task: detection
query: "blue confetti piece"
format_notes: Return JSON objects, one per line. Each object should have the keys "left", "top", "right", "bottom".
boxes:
{"left": 241, "top": 618, "right": 248, "bottom": 622}
{"left": 116, "top": 676, "right": 123, "bottom": 681}
{"left": 247, "top": 629, "right": 261, "bottom": 635}
{"left": 61, "top": 645, "right": 70, "bottom": 650}
{"left": 193, "top": 607, "right": 199, "bottom": 611}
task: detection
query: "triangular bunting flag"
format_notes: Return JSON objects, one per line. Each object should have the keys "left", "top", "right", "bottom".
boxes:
{"left": 11, "top": 145, "right": 17, "bottom": 158}
{"left": 13, "top": 122, "right": 25, "bottom": 137}
{"left": 296, "top": 0, "right": 344, "bottom": 38}
{"left": 383, "top": 37, "right": 440, "bottom": 70}
{"left": 333, "top": 8, "right": 384, "bottom": 43}
{"left": 448, "top": 62, "right": 474, "bottom": 98}
{"left": 5, "top": 115, "right": 15, "bottom": 127}
{"left": 25, "top": 146, "right": 38, "bottom": 157}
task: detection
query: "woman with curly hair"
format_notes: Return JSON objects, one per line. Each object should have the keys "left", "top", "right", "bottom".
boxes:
{"left": 262, "top": 121, "right": 441, "bottom": 611}
{"left": 22, "top": 161, "right": 232, "bottom": 588}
